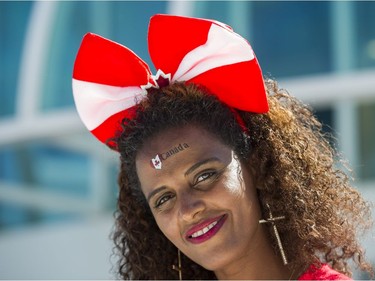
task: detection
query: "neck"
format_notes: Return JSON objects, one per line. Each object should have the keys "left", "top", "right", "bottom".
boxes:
{"left": 214, "top": 253, "right": 291, "bottom": 280}
{"left": 214, "top": 226, "right": 295, "bottom": 280}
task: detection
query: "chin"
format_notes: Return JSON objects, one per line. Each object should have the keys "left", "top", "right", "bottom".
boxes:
{"left": 194, "top": 257, "right": 228, "bottom": 272}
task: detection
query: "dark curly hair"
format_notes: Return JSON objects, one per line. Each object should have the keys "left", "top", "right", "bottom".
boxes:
{"left": 112, "top": 80, "right": 373, "bottom": 279}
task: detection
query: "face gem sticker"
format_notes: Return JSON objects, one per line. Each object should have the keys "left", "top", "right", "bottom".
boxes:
{"left": 151, "top": 154, "right": 162, "bottom": 170}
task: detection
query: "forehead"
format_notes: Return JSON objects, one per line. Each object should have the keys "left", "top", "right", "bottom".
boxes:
{"left": 137, "top": 125, "right": 226, "bottom": 161}
{"left": 135, "top": 125, "right": 231, "bottom": 184}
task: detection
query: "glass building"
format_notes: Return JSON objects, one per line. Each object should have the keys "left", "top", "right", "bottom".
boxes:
{"left": 0, "top": 1, "right": 374, "bottom": 279}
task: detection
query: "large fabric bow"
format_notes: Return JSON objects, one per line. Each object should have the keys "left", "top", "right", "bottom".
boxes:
{"left": 72, "top": 14, "right": 268, "bottom": 146}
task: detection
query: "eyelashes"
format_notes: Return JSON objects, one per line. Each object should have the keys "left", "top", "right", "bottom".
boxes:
{"left": 154, "top": 192, "right": 175, "bottom": 208}
{"left": 195, "top": 171, "right": 217, "bottom": 185}
{"left": 152, "top": 170, "right": 222, "bottom": 210}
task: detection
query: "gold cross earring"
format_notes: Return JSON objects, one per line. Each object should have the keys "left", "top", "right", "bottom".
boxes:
{"left": 259, "top": 203, "right": 288, "bottom": 265}
{"left": 172, "top": 248, "right": 182, "bottom": 280}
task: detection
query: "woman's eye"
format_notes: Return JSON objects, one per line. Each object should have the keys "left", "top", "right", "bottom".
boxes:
{"left": 196, "top": 171, "right": 216, "bottom": 184}
{"left": 155, "top": 193, "right": 174, "bottom": 208}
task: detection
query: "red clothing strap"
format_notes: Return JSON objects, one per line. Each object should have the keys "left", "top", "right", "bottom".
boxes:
{"left": 298, "top": 264, "right": 351, "bottom": 280}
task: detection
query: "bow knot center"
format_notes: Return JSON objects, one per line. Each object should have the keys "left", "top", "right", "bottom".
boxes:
{"left": 153, "top": 69, "right": 171, "bottom": 88}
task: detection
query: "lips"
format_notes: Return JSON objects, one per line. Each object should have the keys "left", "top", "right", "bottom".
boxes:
{"left": 185, "top": 214, "right": 227, "bottom": 244}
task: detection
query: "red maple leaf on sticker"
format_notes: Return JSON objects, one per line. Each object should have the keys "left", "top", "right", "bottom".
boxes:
{"left": 155, "top": 74, "right": 170, "bottom": 88}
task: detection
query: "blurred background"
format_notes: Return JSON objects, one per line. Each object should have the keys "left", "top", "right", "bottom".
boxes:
{"left": 0, "top": 1, "right": 374, "bottom": 279}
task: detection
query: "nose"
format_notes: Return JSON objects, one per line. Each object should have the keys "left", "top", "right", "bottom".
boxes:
{"left": 178, "top": 190, "right": 206, "bottom": 222}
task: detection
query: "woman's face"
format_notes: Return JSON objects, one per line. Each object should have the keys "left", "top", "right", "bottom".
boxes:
{"left": 136, "top": 125, "right": 264, "bottom": 271}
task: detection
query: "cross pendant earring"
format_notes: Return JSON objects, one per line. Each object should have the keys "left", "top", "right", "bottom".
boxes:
{"left": 172, "top": 248, "right": 182, "bottom": 280}
{"left": 259, "top": 203, "right": 288, "bottom": 265}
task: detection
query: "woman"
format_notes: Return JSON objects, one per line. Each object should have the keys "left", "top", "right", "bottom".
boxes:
{"left": 72, "top": 14, "right": 373, "bottom": 280}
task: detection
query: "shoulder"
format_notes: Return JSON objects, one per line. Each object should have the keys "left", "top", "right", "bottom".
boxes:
{"left": 298, "top": 264, "right": 352, "bottom": 281}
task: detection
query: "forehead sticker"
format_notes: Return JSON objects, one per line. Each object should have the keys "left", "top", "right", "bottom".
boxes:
{"left": 151, "top": 154, "right": 162, "bottom": 170}
{"left": 150, "top": 143, "right": 190, "bottom": 170}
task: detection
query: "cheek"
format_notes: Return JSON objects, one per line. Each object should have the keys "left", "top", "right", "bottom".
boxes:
{"left": 222, "top": 163, "right": 247, "bottom": 197}
{"left": 224, "top": 168, "right": 260, "bottom": 222}
{"left": 154, "top": 214, "right": 180, "bottom": 242}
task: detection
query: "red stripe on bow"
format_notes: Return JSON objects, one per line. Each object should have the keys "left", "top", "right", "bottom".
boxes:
{"left": 73, "top": 33, "right": 152, "bottom": 87}
{"left": 148, "top": 15, "right": 212, "bottom": 77}
{"left": 149, "top": 14, "right": 267, "bottom": 112}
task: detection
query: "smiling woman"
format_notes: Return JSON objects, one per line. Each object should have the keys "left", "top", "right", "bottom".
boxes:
{"left": 135, "top": 124, "right": 265, "bottom": 279}
{"left": 72, "top": 14, "right": 373, "bottom": 280}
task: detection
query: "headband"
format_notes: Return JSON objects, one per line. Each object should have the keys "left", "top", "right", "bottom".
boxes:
{"left": 72, "top": 14, "right": 268, "bottom": 147}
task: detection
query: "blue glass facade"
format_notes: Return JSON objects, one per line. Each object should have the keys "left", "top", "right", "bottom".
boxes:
{"left": 355, "top": 2, "right": 375, "bottom": 69}
{"left": 0, "top": 2, "right": 33, "bottom": 117}
{"left": 252, "top": 1, "right": 332, "bottom": 78}
{"left": 359, "top": 101, "right": 375, "bottom": 180}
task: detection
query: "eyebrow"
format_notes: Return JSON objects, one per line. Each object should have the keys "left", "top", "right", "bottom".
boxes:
{"left": 184, "top": 157, "right": 221, "bottom": 177}
{"left": 146, "top": 157, "right": 222, "bottom": 203}
{"left": 147, "top": 186, "right": 167, "bottom": 203}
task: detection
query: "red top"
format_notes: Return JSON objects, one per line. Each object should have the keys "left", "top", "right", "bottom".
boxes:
{"left": 298, "top": 264, "right": 352, "bottom": 280}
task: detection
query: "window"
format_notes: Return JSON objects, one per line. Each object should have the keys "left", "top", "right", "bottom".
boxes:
{"left": 0, "top": 2, "right": 32, "bottom": 117}
{"left": 252, "top": 2, "right": 332, "bottom": 78}
{"left": 355, "top": 2, "right": 375, "bottom": 69}
{"left": 358, "top": 100, "right": 375, "bottom": 180}
{"left": 0, "top": 143, "right": 91, "bottom": 229}
{"left": 314, "top": 107, "right": 334, "bottom": 134}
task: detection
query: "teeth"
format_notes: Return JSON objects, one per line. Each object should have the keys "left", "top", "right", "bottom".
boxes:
{"left": 191, "top": 221, "right": 217, "bottom": 238}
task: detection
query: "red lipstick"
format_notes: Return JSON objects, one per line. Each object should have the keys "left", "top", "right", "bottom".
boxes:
{"left": 185, "top": 214, "right": 227, "bottom": 244}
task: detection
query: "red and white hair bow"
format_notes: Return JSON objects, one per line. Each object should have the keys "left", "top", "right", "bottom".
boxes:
{"left": 72, "top": 14, "right": 268, "bottom": 146}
